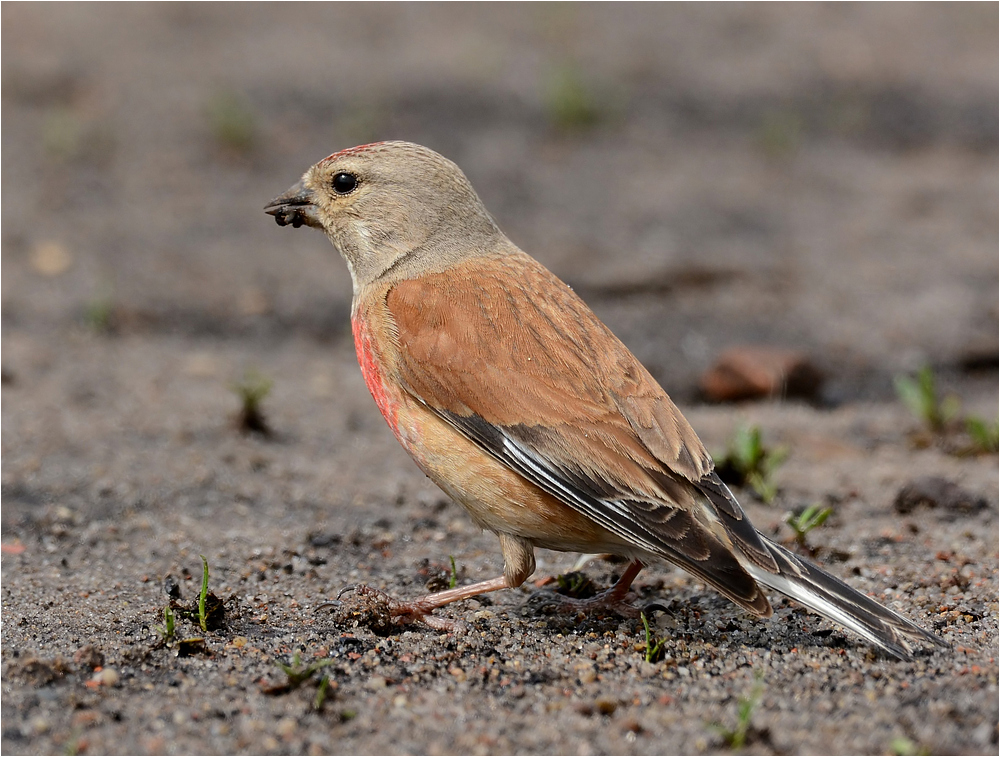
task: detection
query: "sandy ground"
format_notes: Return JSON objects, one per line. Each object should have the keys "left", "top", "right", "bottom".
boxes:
{"left": 2, "top": 5, "right": 997, "bottom": 755}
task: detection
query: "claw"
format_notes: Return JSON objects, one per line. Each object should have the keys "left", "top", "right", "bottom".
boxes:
{"left": 337, "top": 585, "right": 358, "bottom": 601}
{"left": 641, "top": 601, "right": 673, "bottom": 616}
{"left": 320, "top": 574, "right": 514, "bottom": 633}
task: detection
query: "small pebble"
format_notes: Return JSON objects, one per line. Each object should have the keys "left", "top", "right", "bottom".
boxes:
{"left": 92, "top": 668, "right": 120, "bottom": 687}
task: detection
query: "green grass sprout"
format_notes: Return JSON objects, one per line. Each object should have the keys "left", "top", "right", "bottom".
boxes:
{"left": 556, "top": 571, "right": 598, "bottom": 599}
{"left": 964, "top": 415, "right": 999, "bottom": 454}
{"left": 83, "top": 283, "right": 117, "bottom": 334}
{"left": 198, "top": 555, "right": 210, "bottom": 633}
{"left": 711, "top": 670, "right": 765, "bottom": 749}
{"left": 156, "top": 605, "right": 176, "bottom": 643}
{"left": 206, "top": 91, "right": 256, "bottom": 154}
{"left": 277, "top": 652, "right": 335, "bottom": 687}
{"left": 894, "top": 366, "right": 960, "bottom": 434}
{"left": 314, "top": 675, "right": 331, "bottom": 711}
{"left": 640, "top": 612, "right": 667, "bottom": 664}
{"left": 545, "top": 63, "right": 601, "bottom": 132}
{"left": 715, "top": 425, "right": 788, "bottom": 504}
{"left": 231, "top": 368, "right": 274, "bottom": 435}
{"left": 891, "top": 736, "right": 929, "bottom": 756}
{"left": 895, "top": 366, "right": 997, "bottom": 456}
{"left": 785, "top": 504, "right": 833, "bottom": 549}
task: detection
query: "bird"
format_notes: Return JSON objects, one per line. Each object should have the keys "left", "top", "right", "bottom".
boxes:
{"left": 265, "top": 140, "right": 946, "bottom": 659}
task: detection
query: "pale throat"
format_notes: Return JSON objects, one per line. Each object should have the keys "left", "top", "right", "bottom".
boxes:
{"left": 335, "top": 222, "right": 418, "bottom": 294}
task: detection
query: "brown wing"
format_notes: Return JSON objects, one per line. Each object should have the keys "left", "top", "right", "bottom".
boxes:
{"left": 387, "top": 254, "right": 707, "bottom": 475}
{"left": 384, "top": 252, "right": 778, "bottom": 611}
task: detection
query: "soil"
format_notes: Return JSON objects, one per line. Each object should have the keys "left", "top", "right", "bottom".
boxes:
{"left": 2, "top": 5, "right": 997, "bottom": 755}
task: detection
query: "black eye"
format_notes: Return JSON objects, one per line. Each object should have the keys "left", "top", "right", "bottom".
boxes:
{"left": 331, "top": 172, "right": 358, "bottom": 194}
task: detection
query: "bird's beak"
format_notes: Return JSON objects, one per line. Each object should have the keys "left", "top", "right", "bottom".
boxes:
{"left": 264, "top": 180, "right": 322, "bottom": 229}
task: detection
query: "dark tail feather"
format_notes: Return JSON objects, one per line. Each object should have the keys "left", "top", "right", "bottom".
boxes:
{"left": 746, "top": 536, "right": 948, "bottom": 660}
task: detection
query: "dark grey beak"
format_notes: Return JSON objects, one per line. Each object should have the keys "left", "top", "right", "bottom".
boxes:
{"left": 264, "top": 180, "right": 322, "bottom": 229}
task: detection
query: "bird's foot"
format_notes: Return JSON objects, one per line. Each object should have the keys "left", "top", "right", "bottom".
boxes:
{"left": 325, "top": 585, "right": 467, "bottom": 632}
{"left": 524, "top": 584, "right": 643, "bottom": 619}
{"left": 320, "top": 574, "right": 512, "bottom": 632}
{"left": 524, "top": 559, "right": 647, "bottom": 620}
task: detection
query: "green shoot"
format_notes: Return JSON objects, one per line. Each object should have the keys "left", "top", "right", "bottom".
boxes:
{"left": 891, "top": 736, "right": 929, "bottom": 756}
{"left": 785, "top": 504, "right": 833, "bottom": 548}
{"left": 62, "top": 727, "right": 83, "bottom": 756}
{"left": 640, "top": 612, "right": 667, "bottom": 664}
{"left": 156, "top": 605, "right": 176, "bottom": 643}
{"left": 277, "top": 652, "right": 335, "bottom": 687}
{"left": 448, "top": 555, "right": 458, "bottom": 589}
{"left": 556, "top": 571, "right": 597, "bottom": 599}
{"left": 544, "top": 63, "right": 601, "bottom": 132}
{"left": 83, "top": 285, "right": 116, "bottom": 333}
{"left": 965, "top": 415, "right": 999, "bottom": 454}
{"left": 168, "top": 559, "right": 224, "bottom": 633}
{"left": 43, "top": 108, "right": 83, "bottom": 162}
{"left": 711, "top": 671, "right": 765, "bottom": 749}
{"left": 314, "top": 675, "right": 330, "bottom": 711}
{"left": 42, "top": 108, "right": 115, "bottom": 166}
{"left": 715, "top": 425, "right": 788, "bottom": 504}
{"left": 895, "top": 366, "right": 998, "bottom": 456}
{"left": 894, "top": 366, "right": 960, "bottom": 433}
{"left": 756, "top": 107, "right": 803, "bottom": 158}
{"left": 231, "top": 368, "right": 274, "bottom": 435}
{"left": 198, "top": 555, "right": 209, "bottom": 633}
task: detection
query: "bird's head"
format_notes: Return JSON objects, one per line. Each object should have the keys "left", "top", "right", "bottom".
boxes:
{"left": 265, "top": 141, "right": 503, "bottom": 291}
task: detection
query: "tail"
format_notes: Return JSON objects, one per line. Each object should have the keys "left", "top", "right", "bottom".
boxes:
{"left": 745, "top": 536, "right": 948, "bottom": 660}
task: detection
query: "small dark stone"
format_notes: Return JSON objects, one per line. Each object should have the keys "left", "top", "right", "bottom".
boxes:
{"left": 163, "top": 575, "right": 181, "bottom": 599}
{"left": 957, "top": 343, "right": 999, "bottom": 373}
{"left": 309, "top": 532, "right": 343, "bottom": 548}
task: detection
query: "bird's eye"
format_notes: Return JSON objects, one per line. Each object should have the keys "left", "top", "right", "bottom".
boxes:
{"left": 331, "top": 172, "right": 358, "bottom": 195}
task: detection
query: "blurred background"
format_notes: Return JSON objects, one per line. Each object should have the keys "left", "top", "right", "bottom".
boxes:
{"left": 3, "top": 3, "right": 996, "bottom": 401}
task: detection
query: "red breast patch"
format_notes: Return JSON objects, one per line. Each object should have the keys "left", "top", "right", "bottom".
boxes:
{"left": 351, "top": 314, "right": 399, "bottom": 435}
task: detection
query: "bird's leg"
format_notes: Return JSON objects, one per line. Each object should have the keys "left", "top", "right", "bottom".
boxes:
{"left": 332, "top": 533, "right": 538, "bottom": 631}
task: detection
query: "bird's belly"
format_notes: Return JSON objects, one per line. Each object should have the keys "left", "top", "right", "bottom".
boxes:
{"left": 395, "top": 398, "right": 637, "bottom": 556}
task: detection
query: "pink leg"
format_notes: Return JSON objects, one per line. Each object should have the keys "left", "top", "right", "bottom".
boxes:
{"left": 340, "top": 575, "right": 511, "bottom": 631}
{"left": 333, "top": 560, "right": 646, "bottom": 630}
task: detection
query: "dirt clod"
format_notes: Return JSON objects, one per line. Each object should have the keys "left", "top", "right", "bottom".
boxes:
{"left": 894, "top": 476, "right": 990, "bottom": 518}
